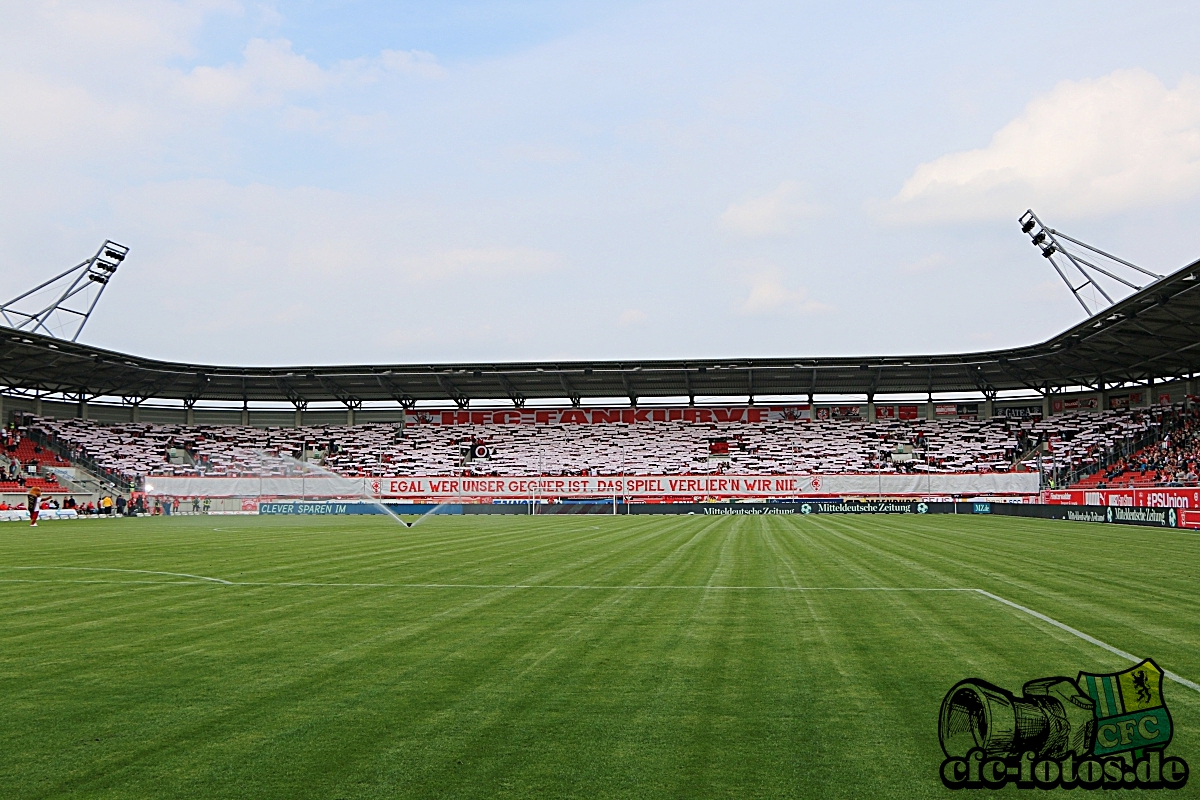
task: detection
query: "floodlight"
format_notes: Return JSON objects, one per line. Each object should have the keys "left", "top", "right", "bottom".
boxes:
{"left": 1, "top": 238, "right": 128, "bottom": 341}
{"left": 1020, "top": 209, "right": 1165, "bottom": 318}
{"left": 1021, "top": 220, "right": 1036, "bottom": 233}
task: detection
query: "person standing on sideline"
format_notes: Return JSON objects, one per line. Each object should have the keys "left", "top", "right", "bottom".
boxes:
{"left": 27, "top": 485, "right": 41, "bottom": 527}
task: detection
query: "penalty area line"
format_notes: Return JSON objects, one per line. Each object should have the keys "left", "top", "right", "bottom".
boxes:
{"left": 6, "top": 567, "right": 1194, "bottom": 696}
{"left": 0, "top": 566, "right": 232, "bottom": 584}
{"left": 0, "top": 571, "right": 972, "bottom": 592}
{"left": 975, "top": 589, "right": 1200, "bottom": 695}
{"left": 240, "top": 584, "right": 979, "bottom": 591}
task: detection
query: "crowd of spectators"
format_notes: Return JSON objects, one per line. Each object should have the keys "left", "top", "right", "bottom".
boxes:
{"left": 0, "top": 494, "right": 132, "bottom": 515}
{"left": 13, "top": 403, "right": 1192, "bottom": 491}
{"left": 1092, "top": 407, "right": 1200, "bottom": 487}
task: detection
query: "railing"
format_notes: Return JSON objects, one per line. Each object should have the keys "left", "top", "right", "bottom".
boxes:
{"left": 1057, "top": 411, "right": 1192, "bottom": 489}
{"left": 25, "top": 425, "right": 134, "bottom": 492}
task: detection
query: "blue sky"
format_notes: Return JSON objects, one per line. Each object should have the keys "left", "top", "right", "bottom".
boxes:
{"left": 5, "top": 1, "right": 1200, "bottom": 366}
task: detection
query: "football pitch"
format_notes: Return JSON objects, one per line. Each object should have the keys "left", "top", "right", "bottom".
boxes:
{"left": 1, "top": 513, "right": 1198, "bottom": 799}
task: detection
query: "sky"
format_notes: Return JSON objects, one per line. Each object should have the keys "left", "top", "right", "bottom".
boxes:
{"left": 5, "top": 1, "right": 1200, "bottom": 367}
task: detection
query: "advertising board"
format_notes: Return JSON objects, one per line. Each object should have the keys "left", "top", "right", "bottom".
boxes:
{"left": 1041, "top": 487, "right": 1200, "bottom": 508}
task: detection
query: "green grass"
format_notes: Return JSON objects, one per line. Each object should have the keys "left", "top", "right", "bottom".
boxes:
{"left": 1, "top": 513, "right": 1198, "bottom": 799}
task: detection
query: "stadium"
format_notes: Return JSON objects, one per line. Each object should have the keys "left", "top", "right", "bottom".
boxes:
{"left": 3, "top": 221, "right": 1200, "bottom": 511}
{"left": 2, "top": 218, "right": 1199, "bottom": 797}
{"left": 4, "top": 7, "right": 1200, "bottom": 799}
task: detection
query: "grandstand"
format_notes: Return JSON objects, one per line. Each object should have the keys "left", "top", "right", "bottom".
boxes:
{"left": 4, "top": 240, "right": 1200, "bottom": 800}
{"left": 1073, "top": 406, "right": 1200, "bottom": 488}
{"left": 1, "top": 241, "right": 1199, "bottom": 503}
{"left": 23, "top": 405, "right": 1172, "bottom": 486}
{"left": 0, "top": 428, "right": 69, "bottom": 495}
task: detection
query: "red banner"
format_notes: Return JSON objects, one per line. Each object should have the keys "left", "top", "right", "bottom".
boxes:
{"left": 405, "top": 405, "right": 810, "bottom": 426}
{"left": 1052, "top": 397, "right": 1099, "bottom": 412}
{"left": 370, "top": 474, "right": 823, "bottom": 498}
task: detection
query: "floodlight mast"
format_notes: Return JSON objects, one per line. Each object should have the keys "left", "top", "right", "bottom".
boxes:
{"left": 1018, "top": 210, "right": 1162, "bottom": 317}
{"left": 0, "top": 240, "right": 128, "bottom": 341}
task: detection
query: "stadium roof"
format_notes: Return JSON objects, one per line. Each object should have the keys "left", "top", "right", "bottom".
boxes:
{"left": 2, "top": 258, "right": 1199, "bottom": 408}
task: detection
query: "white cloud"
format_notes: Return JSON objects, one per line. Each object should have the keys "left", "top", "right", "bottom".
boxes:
{"left": 257, "top": 3, "right": 285, "bottom": 28}
{"left": 108, "top": 179, "right": 560, "bottom": 288}
{"left": 700, "top": 72, "right": 782, "bottom": 117}
{"left": 501, "top": 143, "right": 581, "bottom": 164}
{"left": 84, "top": 179, "right": 564, "bottom": 359}
{"left": 379, "top": 49, "right": 446, "bottom": 80}
{"left": 0, "top": 72, "right": 149, "bottom": 152}
{"left": 900, "top": 252, "right": 949, "bottom": 276}
{"left": 618, "top": 309, "right": 647, "bottom": 325}
{"left": 720, "top": 180, "right": 818, "bottom": 236}
{"left": 28, "top": 1, "right": 240, "bottom": 64}
{"left": 177, "top": 38, "right": 331, "bottom": 107}
{"left": 405, "top": 247, "right": 561, "bottom": 281}
{"left": 175, "top": 39, "right": 444, "bottom": 109}
{"left": 738, "top": 271, "right": 831, "bottom": 315}
{"left": 886, "top": 69, "right": 1200, "bottom": 222}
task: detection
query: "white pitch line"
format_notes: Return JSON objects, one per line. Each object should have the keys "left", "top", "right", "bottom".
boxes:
{"left": 975, "top": 589, "right": 1200, "bottom": 695}
{"left": 5, "top": 570, "right": 1195, "bottom": 695}
{"left": 0, "top": 573, "right": 974, "bottom": 591}
{"left": 248, "top": 583, "right": 976, "bottom": 591}
{"left": 0, "top": 566, "right": 232, "bottom": 584}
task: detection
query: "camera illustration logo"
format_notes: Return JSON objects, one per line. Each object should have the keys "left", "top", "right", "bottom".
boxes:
{"left": 939, "top": 659, "right": 1189, "bottom": 789}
